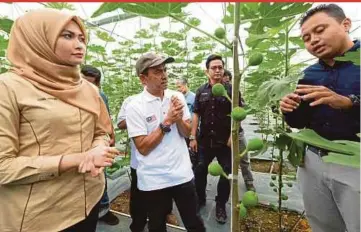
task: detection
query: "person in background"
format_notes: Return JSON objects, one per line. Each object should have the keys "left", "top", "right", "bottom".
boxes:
{"left": 222, "top": 69, "right": 231, "bottom": 84}
{"left": 175, "top": 78, "right": 198, "bottom": 170}
{"left": 190, "top": 55, "right": 236, "bottom": 224}
{"left": 81, "top": 65, "right": 119, "bottom": 226}
{"left": 280, "top": 4, "right": 359, "bottom": 232}
{"left": 0, "top": 9, "right": 118, "bottom": 232}
{"left": 117, "top": 94, "right": 148, "bottom": 232}
{"left": 175, "top": 78, "right": 196, "bottom": 118}
{"left": 223, "top": 69, "right": 255, "bottom": 192}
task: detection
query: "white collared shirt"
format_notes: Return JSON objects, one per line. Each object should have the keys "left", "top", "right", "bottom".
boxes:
{"left": 126, "top": 89, "right": 193, "bottom": 191}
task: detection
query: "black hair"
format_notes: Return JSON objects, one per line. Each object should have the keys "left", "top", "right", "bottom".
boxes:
{"left": 205, "top": 54, "right": 224, "bottom": 69}
{"left": 300, "top": 4, "right": 346, "bottom": 26}
{"left": 223, "top": 69, "right": 232, "bottom": 80}
{"left": 81, "top": 65, "right": 101, "bottom": 83}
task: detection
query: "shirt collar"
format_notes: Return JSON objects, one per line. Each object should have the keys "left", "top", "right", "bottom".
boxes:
{"left": 184, "top": 91, "right": 190, "bottom": 97}
{"left": 142, "top": 88, "right": 171, "bottom": 102}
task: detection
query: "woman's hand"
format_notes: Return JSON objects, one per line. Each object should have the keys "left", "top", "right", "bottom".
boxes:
{"left": 78, "top": 145, "right": 120, "bottom": 177}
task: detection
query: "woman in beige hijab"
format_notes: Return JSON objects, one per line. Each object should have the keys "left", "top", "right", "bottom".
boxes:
{"left": 0, "top": 8, "right": 119, "bottom": 232}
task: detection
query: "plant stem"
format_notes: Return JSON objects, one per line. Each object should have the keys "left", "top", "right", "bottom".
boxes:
{"left": 290, "top": 210, "right": 306, "bottom": 232}
{"left": 169, "top": 14, "right": 232, "bottom": 50}
{"left": 239, "top": 148, "right": 248, "bottom": 158}
{"left": 278, "top": 24, "right": 290, "bottom": 232}
{"left": 232, "top": 3, "right": 241, "bottom": 232}
{"left": 278, "top": 147, "right": 283, "bottom": 232}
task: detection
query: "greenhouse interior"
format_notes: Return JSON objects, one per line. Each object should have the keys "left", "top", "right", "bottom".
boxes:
{"left": 0, "top": 2, "right": 360, "bottom": 232}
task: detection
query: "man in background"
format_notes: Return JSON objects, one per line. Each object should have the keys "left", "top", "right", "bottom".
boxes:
{"left": 175, "top": 78, "right": 198, "bottom": 169}
{"left": 81, "top": 65, "right": 119, "bottom": 226}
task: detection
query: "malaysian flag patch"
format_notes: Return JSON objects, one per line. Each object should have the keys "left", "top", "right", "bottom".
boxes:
{"left": 146, "top": 114, "right": 157, "bottom": 123}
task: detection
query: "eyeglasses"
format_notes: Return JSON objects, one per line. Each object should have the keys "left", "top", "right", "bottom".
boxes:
{"left": 209, "top": 66, "right": 224, "bottom": 71}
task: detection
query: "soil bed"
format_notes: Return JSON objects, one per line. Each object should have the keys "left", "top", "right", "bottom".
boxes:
{"left": 239, "top": 205, "right": 311, "bottom": 232}
{"left": 251, "top": 159, "right": 295, "bottom": 175}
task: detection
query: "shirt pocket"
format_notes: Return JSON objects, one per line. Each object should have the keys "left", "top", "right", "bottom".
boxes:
{"left": 199, "top": 94, "right": 210, "bottom": 112}
{"left": 216, "top": 97, "right": 231, "bottom": 119}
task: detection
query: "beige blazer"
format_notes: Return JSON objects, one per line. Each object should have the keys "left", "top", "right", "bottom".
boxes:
{"left": 0, "top": 73, "right": 107, "bottom": 232}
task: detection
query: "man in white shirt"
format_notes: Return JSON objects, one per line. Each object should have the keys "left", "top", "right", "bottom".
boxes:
{"left": 126, "top": 53, "right": 205, "bottom": 232}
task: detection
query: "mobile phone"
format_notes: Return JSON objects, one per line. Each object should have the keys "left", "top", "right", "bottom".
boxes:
{"left": 297, "top": 78, "right": 314, "bottom": 101}
{"left": 297, "top": 78, "right": 314, "bottom": 85}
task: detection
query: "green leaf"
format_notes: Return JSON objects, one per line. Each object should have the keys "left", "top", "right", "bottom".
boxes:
{"left": 289, "top": 37, "right": 305, "bottom": 48}
{"left": 256, "top": 73, "right": 302, "bottom": 107}
{"left": 96, "top": 30, "right": 115, "bottom": 42}
{"left": 134, "top": 29, "right": 154, "bottom": 39}
{"left": 287, "top": 139, "right": 305, "bottom": 167}
{"left": 87, "top": 45, "right": 106, "bottom": 54}
{"left": 275, "top": 134, "right": 291, "bottom": 150}
{"left": 287, "top": 129, "right": 360, "bottom": 156}
{"left": 323, "top": 151, "right": 359, "bottom": 168}
{"left": 335, "top": 48, "right": 360, "bottom": 66}
{"left": 160, "top": 31, "right": 185, "bottom": 41}
{"left": 187, "top": 17, "right": 201, "bottom": 27}
{"left": 0, "top": 35, "right": 8, "bottom": 50}
{"left": 92, "top": 3, "right": 188, "bottom": 19}
{"left": 0, "top": 18, "right": 14, "bottom": 34}
{"left": 0, "top": 67, "right": 7, "bottom": 74}
{"left": 43, "top": 2, "right": 75, "bottom": 10}
{"left": 248, "top": 3, "right": 312, "bottom": 34}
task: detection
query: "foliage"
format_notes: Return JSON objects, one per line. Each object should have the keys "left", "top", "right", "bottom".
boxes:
{"left": 286, "top": 129, "right": 360, "bottom": 168}
{"left": 42, "top": 2, "right": 76, "bottom": 11}
{"left": 335, "top": 48, "right": 360, "bottom": 66}
{"left": 0, "top": 18, "right": 13, "bottom": 34}
{"left": 92, "top": 3, "right": 188, "bottom": 18}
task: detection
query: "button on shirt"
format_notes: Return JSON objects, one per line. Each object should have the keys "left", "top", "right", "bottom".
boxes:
{"left": 284, "top": 40, "right": 360, "bottom": 141}
{"left": 126, "top": 89, "right": 194, "bottom": 191}
{"left": 193, "top": 82, "right": 243, "bottom": 148}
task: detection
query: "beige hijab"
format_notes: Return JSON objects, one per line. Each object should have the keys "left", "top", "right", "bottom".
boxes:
{"left": 7, "top": 8, "right": 112, "bottom": 135}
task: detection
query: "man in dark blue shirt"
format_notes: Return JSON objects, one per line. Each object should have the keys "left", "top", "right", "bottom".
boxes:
{"left": 190, "top": 55, "right": 245, "bottom": 224}
{"left": 280, "top": 4, "right": 360, "bottom": 232}
{"left": 81, "top": 65, "right": 119, "bottom": 226}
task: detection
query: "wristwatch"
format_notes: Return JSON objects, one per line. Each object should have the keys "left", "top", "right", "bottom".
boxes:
{"left": 348, "top": 94, "right": 360, "bottom": 107}
{"left": 189, "top": 135, "right": 196, "bottom": 140}
{"left": 159, "top": 123, "right": 171, "bottom": 134}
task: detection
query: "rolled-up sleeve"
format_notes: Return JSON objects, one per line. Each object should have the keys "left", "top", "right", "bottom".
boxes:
{"left": 0, "top": 81, "right": 62, "bottom": 185}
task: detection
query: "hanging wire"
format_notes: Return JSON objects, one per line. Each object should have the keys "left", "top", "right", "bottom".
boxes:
{"left": 351, "top": 25, "right": 360, "bottom": 34}
{"left": 79, "top": 3, "right": 89, "bottom": 20}
{"left": 196, "top": 3, "right": 221, "bottom": 27}
{"left": 104, "top": 21, "right": 118, "bottom": 49}
{"left": 14, "top": 3, "right": 25, "bottom": 17}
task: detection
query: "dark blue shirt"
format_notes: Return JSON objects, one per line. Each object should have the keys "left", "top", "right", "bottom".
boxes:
{"left": 100, "top": 91, "right": 110, "bottom": 115}
{"left": 193, "top": 82, "right": 243, "bottom": 147}
{"left": 284, "top": 40, "right": 360, "bottom": 141}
